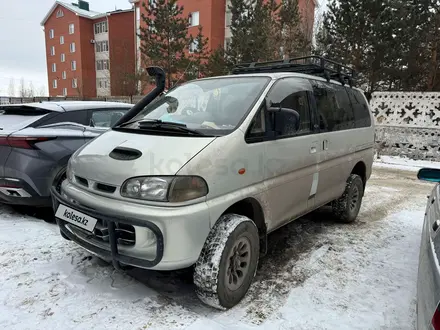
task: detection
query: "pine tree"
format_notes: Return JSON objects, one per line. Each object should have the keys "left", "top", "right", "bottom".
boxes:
{"left": 205, "top": 47, "right": 231, "bottom": 77}
{"left": 185, "top": 26, "right": 210, "bottom": 80}
{"left": 138, "top": 0, "right": 192, "bottom": 88}
{"left": 227, "top": 0, "right": 256, "bottom": 64}
{"left": 315, "top": 0, "right": 440, "bottom": 92}
{"left": 227, "top": 0, "right": 281, "bottom": 64}
{"left": 277, "top": 0, "right": 309, "bottom": 58}
{"left": 316, "top": 0, "right": 399, "bottom": 92}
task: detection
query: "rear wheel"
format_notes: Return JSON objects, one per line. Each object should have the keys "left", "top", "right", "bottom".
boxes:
{"left": 332, "top": 174, "right": 364, "bottom": 223}
{"left": 193, "top": 214, "right": 259, "bottom": 310}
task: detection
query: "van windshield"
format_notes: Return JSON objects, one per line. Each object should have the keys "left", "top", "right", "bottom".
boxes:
{"left": 124, "top": 77, "right": 270, "bottom": 136}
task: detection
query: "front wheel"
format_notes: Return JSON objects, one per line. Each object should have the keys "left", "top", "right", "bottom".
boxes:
{"left": 193, "top": 214, "right": 259, "bottom": 310}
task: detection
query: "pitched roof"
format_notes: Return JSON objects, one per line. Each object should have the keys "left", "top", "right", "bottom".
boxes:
{"left": 40, "top": 1, "right": 102, "bottom": 26}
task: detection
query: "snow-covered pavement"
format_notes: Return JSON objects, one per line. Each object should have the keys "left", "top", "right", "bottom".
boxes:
{"left": 0, "top": 165, "right": 434, "bottom": 330}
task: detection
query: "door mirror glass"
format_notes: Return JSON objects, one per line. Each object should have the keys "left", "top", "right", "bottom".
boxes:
{"left": 417, "top": 168, "right": 440, "bottom": 182}
{"left": 274, "top": 108, "right": 300, "bottom": 135}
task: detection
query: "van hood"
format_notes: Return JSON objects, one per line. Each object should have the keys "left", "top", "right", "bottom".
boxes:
{"left": 71, "top": 130, "right": 216, "bottom": 185}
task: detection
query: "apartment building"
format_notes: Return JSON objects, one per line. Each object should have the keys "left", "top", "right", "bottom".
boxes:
{"left": 131, "top": 0, "right": 317, "bottom": 73}
{"left": 41, "top": 1, "right": 135, "bottom": 97}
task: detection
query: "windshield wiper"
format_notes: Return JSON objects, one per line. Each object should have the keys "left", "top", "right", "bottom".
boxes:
{"left": 135, "top": 119, "right": 206, "bottom": 136}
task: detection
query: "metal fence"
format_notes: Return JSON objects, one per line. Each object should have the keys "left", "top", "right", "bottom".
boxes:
{"left": 370, "top": 92, "right": 440, "bottom": 160}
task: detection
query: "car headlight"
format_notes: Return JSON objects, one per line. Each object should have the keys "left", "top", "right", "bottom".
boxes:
{"left": 66, "top": 158, "right": 74, "bottom": 182}
{"left": 120, "top": 176, "right": 208, "bottom": 202}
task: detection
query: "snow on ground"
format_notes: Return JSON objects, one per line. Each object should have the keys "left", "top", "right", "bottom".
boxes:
{"left": 0, "top": 165, "right": 435, "bottom": 330}
{"left": 374, "top": 155, "right": 440, "bottom": 172}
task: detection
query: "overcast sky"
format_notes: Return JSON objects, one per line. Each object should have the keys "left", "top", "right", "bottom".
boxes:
{"left": 0, "top": 0, "right": 132, "bottom": 96}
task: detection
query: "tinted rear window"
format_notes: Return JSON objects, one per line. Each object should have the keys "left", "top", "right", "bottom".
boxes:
{"left": 0, "top": 106, "right": 52, "bottom": 116}
{"left": 0, "top": 107, "right": 49, "bottom": 132}
{"left": 346, "top": 88, "right": 372, "bottom": 128}
{"left": 311, "top": 80, "right": 355, "bottom": 132}
{"left": 37, "top": 110, "right": 88, "bottom": 126}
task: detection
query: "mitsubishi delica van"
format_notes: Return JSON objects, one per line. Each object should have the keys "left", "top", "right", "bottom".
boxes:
{"left": 51, "top": 57, "right": 374, "bottom": 310}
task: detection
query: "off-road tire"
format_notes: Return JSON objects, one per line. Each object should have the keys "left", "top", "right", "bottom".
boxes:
{"left": 332, "top": 174, "right": 364, "bottom": 223}
{"left": 193, "top": 214, "right": 259, "bottom": 310}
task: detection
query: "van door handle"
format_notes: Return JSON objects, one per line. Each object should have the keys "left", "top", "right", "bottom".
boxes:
{"left": 323, "top": 140, "right": 329, "bottom": 150}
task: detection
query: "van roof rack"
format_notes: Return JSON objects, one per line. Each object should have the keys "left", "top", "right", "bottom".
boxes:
{"left": 231, "top": 56, "right": 357, "bottom": 87}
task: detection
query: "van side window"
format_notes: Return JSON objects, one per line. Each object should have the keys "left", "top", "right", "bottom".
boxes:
{"left": 333, "top": 85, "right": 355, "bottom": 130}
{"left": 266, "top": 78, "right": 312, "bottom": 137}
{"left": 311, "top": 81, "right": 354, "bottom": 132}
{"left": 248, "top": 106, "right": 266, "bottom": 139}
{"left": 346, "top": 88, "right": 372, "bottom": 128}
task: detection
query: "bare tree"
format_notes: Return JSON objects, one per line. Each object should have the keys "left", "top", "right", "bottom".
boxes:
{"left": 19, "top": 78, "right": 26, "bottom": 97}
{"left": 38, "top": 85, "right": 47, "bottom": 97}
{"left": 27, "top": 82, "right": 35, "bottom": 97}
{"left": 7, "top": 78, "right": 15, "bottom": 97}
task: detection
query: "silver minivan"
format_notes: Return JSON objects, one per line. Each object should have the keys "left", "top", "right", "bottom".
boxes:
{"left": 51, "top": 58, "right": 375, "bottom": 309}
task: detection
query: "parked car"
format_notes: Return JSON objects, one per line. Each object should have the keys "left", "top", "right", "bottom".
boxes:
{"left": 0, "top": 101, "right": 132, "bottom": 209}
{"left": 417, "top": 167, "right": 440, "bottom": 330}
{"left": 51, "top": 57, "right": 374, "bottom": 309}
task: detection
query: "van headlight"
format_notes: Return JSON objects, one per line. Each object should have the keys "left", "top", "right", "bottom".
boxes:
{"left": 120, "top": 176, "right": 208, "bottom": 202}
{"left": 66, "top": 159, "right": 74, "bottom": 182}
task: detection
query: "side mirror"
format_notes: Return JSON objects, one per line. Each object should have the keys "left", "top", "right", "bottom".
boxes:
{"left": 417, "top": 168, "right": 440, "bottom": 182}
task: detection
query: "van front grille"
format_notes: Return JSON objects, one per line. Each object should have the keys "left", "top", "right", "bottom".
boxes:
{"left": 75, "top": 176, "right": 89, "bottom": 187}
{"left": 68, "top": 218, "right": 135, "bottom": 247}
{"left": 95, "top": 183, "right": 116, "bottom": 194}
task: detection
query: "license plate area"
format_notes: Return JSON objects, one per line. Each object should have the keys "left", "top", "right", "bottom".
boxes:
{"left": 55, "top": 204, "right": 98, "bottom": 232}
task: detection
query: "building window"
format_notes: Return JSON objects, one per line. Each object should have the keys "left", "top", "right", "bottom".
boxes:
{"left": 53, "top": 79, "right": 57, "bottom": 89}
{"left": 96, "top": 41, "right": 109, "bottom": 52}
{"left": 61, "top": 53, "right": 65, "bottom": 62}
{"left": 56, "top": 9, "right": 64, "bottom": 18}
{"left": 97, "top": 78, "right": 109, "bottom": 89}
{"left": 60, "top": 36, "right": 64, "bottom": 44}
{"left": 70, "top": 42, "right": 76, "bottom": 53}
{"left": 50, "top": 46, "right": 55, "bottom": 56}
{"left": 62, "top": 71, "right": 66, "bottom": 79}
{"left": 148, "top": 0, "right": 156, "bottom": 9}
{"left": 96, "top": 59, "right": 109, "bottom": 71}
{"left": 63, "top": 88, "right": 68, "bottom": 96}
{"left": 94, "top": 21, "right": 108, "bottom": 34}
{"left": 69, "top": 23, "right": 74, "bottom": 34}
{"left": 71, "top": 60, "right": 76, "bottom": 71}
{"left": 226, "top": 11, "right": 232, "bottom": 26}
{"left": 189, "top": 11, "right": 199, "bottom": 27}
{"left": 72, "top": 78, "right": 78, "bottom": 88}
{"left": 49, "top": 29, "right": 54, "bottom": 39}
{"left": 52, "top": 63, "right": 56, "bottom": 72}
{"left": 189, "top": 40, "right": 199, "bottom": 53}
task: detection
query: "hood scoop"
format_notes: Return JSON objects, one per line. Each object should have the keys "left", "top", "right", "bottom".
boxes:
{"left": 109, "top": 147, "right": 142, "bottom": 161}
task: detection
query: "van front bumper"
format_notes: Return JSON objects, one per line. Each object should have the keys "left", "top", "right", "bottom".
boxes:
{"left": 51, "top": 181, "right": 212, "bottom": 271}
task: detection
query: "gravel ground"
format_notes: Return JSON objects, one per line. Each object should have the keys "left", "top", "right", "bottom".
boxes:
{"left": 0, "top": 165, "right": 432, "bottom": 330}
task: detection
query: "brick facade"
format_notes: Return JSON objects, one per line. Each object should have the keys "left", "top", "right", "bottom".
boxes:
{"left": 42, "top": 1, "right": 135, "bottom": 97}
